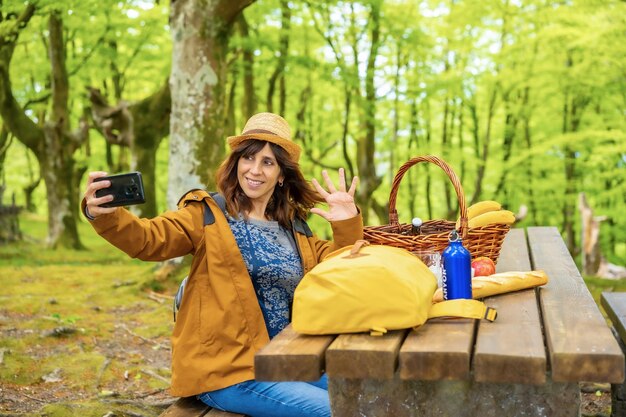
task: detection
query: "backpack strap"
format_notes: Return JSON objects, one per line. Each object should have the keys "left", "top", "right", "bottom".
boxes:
{"left": 370, "top": 300, "right": 496, "bottom": 336}
{"left": 201, "top": 192, "right": 227, "bottom": 226}
{"left": 293, "top": 217, "right": 313, "bottom": 237}
{"left": 428, "top": 299, "right": 497, "bottom": 322}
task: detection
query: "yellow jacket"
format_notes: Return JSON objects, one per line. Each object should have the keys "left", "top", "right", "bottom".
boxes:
{"left": 84, "top": 189, "right": 363, "bottom": 396}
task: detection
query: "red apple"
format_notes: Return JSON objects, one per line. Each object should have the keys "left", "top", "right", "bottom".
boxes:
{"left": 471, "top": 257, "right": 496, "bottom": 277}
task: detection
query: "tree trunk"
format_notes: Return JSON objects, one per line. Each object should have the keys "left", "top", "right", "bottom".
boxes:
{"left": 129, "top": 82, "right": 171, "bottom": 217}
{"left": 294, "top": 84, "right": 311, "bottom": 150}
{"left": 0, "top": 6, "right": 87, "bottom": 249}
{"left": 225, "top": 67, "right": 238, "bottom": 138}
{"left": 470, "top": 88, "right": 497, "bottom": 205}
{"left": 578, "top": 192, "right": 605, "bottom": 276}
{"left": 561, "top": 52, "right": 589, "bottom": 255}
{"left": 266, "top": 0, "right": 290, "bottom": 116}
{"left": 440, "top": 50, "right": 453, "bottom": 218}
{"left": 562, "top": 144, "right": 577, "bottom": 253}
{"left": 88, "top": 79, "right": 171, "bottom": 218}
{"left": 423, "top": 99, "right": 433, "bottom": 220}
{"left": 443, "top": 97, "right": 456, "bottom": 219}
{"left": 390, "top": 46, "right": 403, "bottom": 187}
{"left": 22, "top": 147, "right": 41, "bottom": 213}
{"left": 562, "top": 99, "right": 588, "bottom": 254}
{"left": 457, "top": 98, "right": 466, "bottom": 183}
{"left": 356, "top": 1, "right": 382, "bottom": 225}
{"left": 0, "top": 125, "right": 9, "bottom": 183}
{"left": 406, "top": 98, "right": 419, "bottom": 222}
{"left": 340, "top": 86, "right": 355, "bottom": 180}
{"left": 23, "top": 176, "right": 41, "bottom": 213}
{"left": 493, "top": 99, "right": 518, "bottom": 200}
{"left": 238, "top": 14, "right": 256, "bottom": 119}
{"left": 522, "top": 105, "right": 538, "bottom": 225}
{"left": 578, "top": 193, "right": 626, "bottom": 279}
{"left": 42, "top": 11, "right": 87, "bottom": 249}
{"left": 167, "top": 0, "right": 254, "bottom": 209}
{"left": 39, "top": 138, "right": 84, "bottom": 249}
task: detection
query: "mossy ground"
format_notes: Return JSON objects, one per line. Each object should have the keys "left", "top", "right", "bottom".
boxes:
{"left": 1, "top": 214, "right": 625, "bottom": 416}
{"left": 0, "top": 213, "right": 185, "bottom": 416}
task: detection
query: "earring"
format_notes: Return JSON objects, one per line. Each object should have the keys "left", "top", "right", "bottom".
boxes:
{"left": 278, "top": 180, "right": 284, "bottom": 187}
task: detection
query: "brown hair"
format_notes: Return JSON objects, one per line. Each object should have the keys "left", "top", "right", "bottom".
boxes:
{"left": 216, "top": 140, "right": 322, "bottom": 228}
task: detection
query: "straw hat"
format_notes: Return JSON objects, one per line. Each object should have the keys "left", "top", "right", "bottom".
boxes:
{"left": 227, "top": 112, "right": 301, "bottom": 163}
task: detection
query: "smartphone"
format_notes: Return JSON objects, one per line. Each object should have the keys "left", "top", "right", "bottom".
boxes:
{"left": 94, "top": 171, "right": 146, "bottom": 208}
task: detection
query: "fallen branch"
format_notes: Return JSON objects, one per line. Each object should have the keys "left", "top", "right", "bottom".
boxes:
{"left": 144, "top": 398, "right": 177, "bottom": 408}
{"left": 146, "top": 292, "right": 165, "bottom": 304}
{"left": 104, "top": 396, "right": 175, "bottom": 408}
{"left": 113, "top": 280, "right": 137, "bottom": 288}
{"left": 140, "top": 369, "right": 170, "bottom": 384}
{"left": 134, "top": 388, "right": 168, "bottom": 399}
{"left": 17, "top": 390, "right": 45, "bottom": 403}
{"left": 96, "top": 357, "right": 112, "bottom": 389}
{"left": 117, "top": 324, "right": 168, "bottom": 350}
{"left": 148, "top": 291, "right": 174, "bottom": 301}
{"left": 0, "top": 348, "right": 8, "bottom": 364}
{"left": 41, "top": 326, "right": 77, "bottom": 338}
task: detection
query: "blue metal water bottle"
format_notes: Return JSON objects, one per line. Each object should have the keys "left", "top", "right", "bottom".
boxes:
{"left": 441, "top": 230, "right": 472, "bottom": 300}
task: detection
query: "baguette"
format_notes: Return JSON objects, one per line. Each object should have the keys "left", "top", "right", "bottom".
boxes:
{"left": 432, "top": 270, "right": 548, "bottom": 303}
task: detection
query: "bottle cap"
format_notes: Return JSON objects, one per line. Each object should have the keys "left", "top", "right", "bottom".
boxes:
{"left": 411, "top": 217, "right": 423, "bottom": 227}
{"left": 449, "top": 229, "right": 461, "bottom": 242}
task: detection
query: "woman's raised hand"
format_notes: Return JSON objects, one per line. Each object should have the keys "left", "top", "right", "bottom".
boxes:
{"left": 83, "top": 171, "right": 117, "bottom": 218}
{"left": 310, "top": 168, "right": 359, "bottom": 222}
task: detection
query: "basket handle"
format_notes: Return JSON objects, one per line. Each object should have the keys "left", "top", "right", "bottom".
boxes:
{"left": 388, "top": 155, "right": 468, "bottom": 238}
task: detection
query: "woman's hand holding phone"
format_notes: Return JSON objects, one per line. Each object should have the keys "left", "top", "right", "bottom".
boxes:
{"left": 85, "top": 172, "right": 117, "bottom": 218}
{"left": 84, "top": 171, "right": 145, "bottom": 218}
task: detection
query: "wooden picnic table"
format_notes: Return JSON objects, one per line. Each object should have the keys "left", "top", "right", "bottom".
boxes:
{"left": 255, "top": 226, "right": 625, "bottom": 417}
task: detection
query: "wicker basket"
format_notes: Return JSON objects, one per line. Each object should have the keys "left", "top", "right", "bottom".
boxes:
{"left": 363, "top": 155, "right": 510, "bottom": 263}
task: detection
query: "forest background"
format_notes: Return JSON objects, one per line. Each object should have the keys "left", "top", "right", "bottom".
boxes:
{"left": 1, "top": 0, "right": 625, "bottom": 260}
{"left": 0, "top": 0, "right": 625, "bottom": 416}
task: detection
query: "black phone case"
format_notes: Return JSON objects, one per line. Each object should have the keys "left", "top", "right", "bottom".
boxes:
{"left": 94, "top": 172, "right": 146, "bottom": 208}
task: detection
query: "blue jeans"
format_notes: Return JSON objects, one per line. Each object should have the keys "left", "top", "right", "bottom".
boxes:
{"left": 197, "top": 375, "right": 330, "bottom": 417}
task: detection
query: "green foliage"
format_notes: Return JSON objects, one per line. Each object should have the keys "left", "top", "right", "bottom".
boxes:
{"left": 1, "top": 0, "right": 171, "bottom": 216}
{"left": 1, "top": 0, "right": 625, "bottom": 256}
{"left": 584, "top": 275, "right": 626, "bottom": 307}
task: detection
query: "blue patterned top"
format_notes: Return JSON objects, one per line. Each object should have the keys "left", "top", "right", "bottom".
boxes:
{"left": 227, "top": 216, "right": 304, "bottom": 338}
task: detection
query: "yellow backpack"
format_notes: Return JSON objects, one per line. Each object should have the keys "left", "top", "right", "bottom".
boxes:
{"left": 292, "top": 241, "right": 496, "bottom": 336}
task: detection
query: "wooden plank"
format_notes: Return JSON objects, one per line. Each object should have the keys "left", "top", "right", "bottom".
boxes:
{"left": 159, "top": 397, "right": 210, "bottom": 417}
{"left": 527, "top": 226, "right": 624, "bottom": 383}
{"left": 326, "top": 330, "right": 406, "bottom": 379}
{"left": 254, "top": 325, "right": 335, "bottom": 381}
{"left": 474, "top": 291, "right": 546, "bottom": 384}
{"left": 494, "top": 228, "right": 534, "bottom": 272}
{"left": 473, "top": 228, "right": 547, "bottom": 384}
{"left": 601, "top": 292, "right": 626, "bottom": 344}
{"left": 399, "top": 319, "right": 475, "bottom": 380}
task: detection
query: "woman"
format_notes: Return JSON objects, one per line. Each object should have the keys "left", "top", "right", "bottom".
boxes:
{"left": 82, "top": 112, "right": 363, "bottom": 417}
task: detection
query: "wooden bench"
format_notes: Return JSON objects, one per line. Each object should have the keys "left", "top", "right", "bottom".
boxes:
{"left": 255, "top": 226, "right": 625, "bottom": 417}
{"left": 159, "top": 397, "right": 245, "bottom": 417}
{"left": 601, "top": 292, "right": 626, "bottom": 417}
